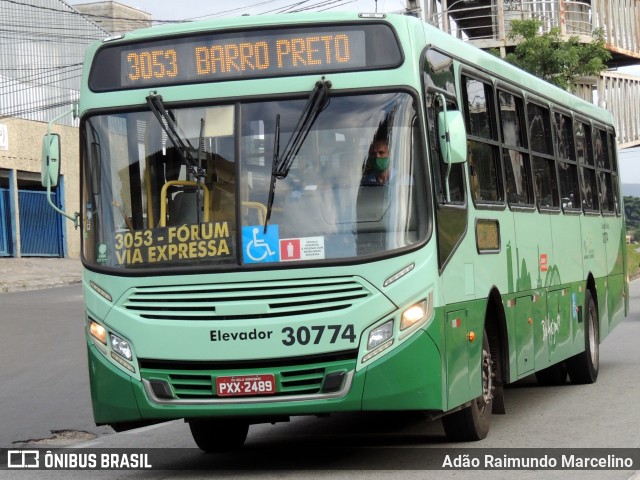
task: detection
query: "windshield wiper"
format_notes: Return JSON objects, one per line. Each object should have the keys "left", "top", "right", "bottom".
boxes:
{"left": 264, "top": 77, "right": 331, "bottom": 232}
{"left": 146, "top": 93, "right": 204, "bottom": 179}
{"left": 273, "top": 77, "right": 331, "bottom": 179}
{"left": 264, "top": 113, "right": 281, "bottom": 233}
{"left": 146, "top": 93, "right": 206, "bottom": 224}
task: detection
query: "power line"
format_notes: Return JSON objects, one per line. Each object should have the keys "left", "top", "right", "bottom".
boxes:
{"left": 0, "top": 0, "right": 364, "bottom": 123}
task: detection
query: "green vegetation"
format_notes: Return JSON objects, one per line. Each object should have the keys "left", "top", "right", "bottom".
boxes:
{"left": 624, "top": 196, "right": 640, "bottom": 238}
{"left": 627, "top": 244, "right": 640, "bottom": 279}
{"left": 624, "top": 196, "right": 640, "bottom": 278}
{"left": 498, "top": 19, "right": 611, "bottom": 90}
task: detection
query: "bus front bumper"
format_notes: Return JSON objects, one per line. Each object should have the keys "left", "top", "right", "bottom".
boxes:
{"left": 88, "top": 330, "right": 444, "bottom": 425}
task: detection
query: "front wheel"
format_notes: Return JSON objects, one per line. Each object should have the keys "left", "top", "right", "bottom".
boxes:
{"left": 189, "top": 419, "right": 249, "bottom": 453}
{"left": 442, "top": 331, "right": 493, "bottom": 441}
{"left": 566, "top": 290, "right": 599, "bottom": 384}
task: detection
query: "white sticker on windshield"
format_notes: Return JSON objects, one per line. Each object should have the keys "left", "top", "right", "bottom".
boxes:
{"left": 279, "top": 237, "right": 325, "bottom": 261}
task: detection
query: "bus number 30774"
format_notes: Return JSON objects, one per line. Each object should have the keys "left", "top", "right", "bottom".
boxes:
{"left": 281, "top": 324, "right": 356, "bottom": 346}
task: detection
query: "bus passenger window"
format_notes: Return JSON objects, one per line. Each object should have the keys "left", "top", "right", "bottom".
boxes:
{"left": 554, "top": 112, "right": 580, "bottom": 210}
{"left": 557, "top": 160, "right": 581, "bottom": 210}
{"left": 594, "top": 128, "right": 614, "bottom": 213}
{"left": 503, "top": 150, "right": 533, "bottom": 205}
{"left": 463, "top": 76, "right": 502, "bottom": 205}
{"left": 575, "top": 121, "right": 599, "bottom": 212}
{"left": 498, "top": 91, "right": 532, "bottom": 206}
{"left": 533, "top": 156, "right": 559, "bottom": 209}
{"left": 527, "top": 103, "right": 554, "bottom": 156}
{"left": 608, "top": 131, "right": 620, "bottom": 214}
{"left": 527, "top": 102, "right": 558, "bottom": 210}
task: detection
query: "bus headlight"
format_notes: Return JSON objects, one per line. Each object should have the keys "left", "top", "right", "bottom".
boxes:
{"left": 400, "top": 292, "right": 434, "bottom": 337}
{"left": 367, "top": 320, "right": 393, "bottom": 350}
{"left": 400, "top": 300, "right": 428, "bottom": 330}
{"left": 363, "top": 320, "right": 394, "bottom": 363}
{"left": 110, "top": 333, "right": 133, "bottom": 361}
{"left": 89, "top": 320, "right": 107, "bottom": 344}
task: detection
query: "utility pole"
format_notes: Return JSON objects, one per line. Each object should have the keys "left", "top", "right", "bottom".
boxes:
{"left": 406, "top": 0, "right": 423, "bottom": 20}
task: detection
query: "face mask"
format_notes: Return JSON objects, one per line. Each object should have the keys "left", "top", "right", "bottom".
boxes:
{"left": 374, "top": 156, "right": 389, "bottom": 172}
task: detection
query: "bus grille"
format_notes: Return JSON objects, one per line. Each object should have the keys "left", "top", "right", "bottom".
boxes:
{"left": 139, "top": 352, "right": 357, "bottom": 400}
{"left": 121, "top": 277, "right": 371, "bottom": 321}
{"left": 169, "top": 367, "right": 325, "bottom": 399}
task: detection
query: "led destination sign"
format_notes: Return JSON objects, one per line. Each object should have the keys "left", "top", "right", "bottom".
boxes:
{"left": 89, "top": 24, "right": 402, "bottom": 91}
{"left": 125, "top": 32, "right": 361, "bottom": 84}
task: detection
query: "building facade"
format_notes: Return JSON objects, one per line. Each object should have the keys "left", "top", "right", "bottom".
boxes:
{"left": 73, "top": 1, "right": 151, "bottom": 34}
{"left": 0, "top": 0, "right": 148, "bottom": 258}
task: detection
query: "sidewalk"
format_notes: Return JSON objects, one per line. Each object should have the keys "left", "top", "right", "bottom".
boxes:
{"left": 0, "top": 257, "right": 83, "bottom": 293}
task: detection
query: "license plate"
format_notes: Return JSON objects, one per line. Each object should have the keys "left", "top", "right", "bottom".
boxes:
{"left": 215, "top": 374, "right": 276, "bottom": 397}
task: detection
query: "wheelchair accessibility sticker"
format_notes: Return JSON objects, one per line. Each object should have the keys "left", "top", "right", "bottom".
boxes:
{"left": 242, "top": 225, "right": 280, "bottom": 263}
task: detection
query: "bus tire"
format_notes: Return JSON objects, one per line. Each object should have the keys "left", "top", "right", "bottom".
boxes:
{"left": 566, "top": 290, "right": 599, "bottom": 384}
{"left": 535, "top": 362, "right": 567, "bottom": 386}
{"left": 442, "top": 331, "right": 493, "bottom": 441}
{"left": 188, "top": 419, "right": 249, "bottom": 453}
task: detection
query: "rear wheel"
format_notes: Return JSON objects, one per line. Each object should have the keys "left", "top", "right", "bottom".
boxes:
{"left": 442, "top": 331, "right": 493, "bottom": 441}
{"left": 189, "top": 419, "right": 249, "bottom": 453}
{"left": 566, "top": 290, "right": 599, "bottom": 384}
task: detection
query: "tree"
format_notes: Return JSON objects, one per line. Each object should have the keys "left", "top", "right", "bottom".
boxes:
{"left": 501, "top": 19, "right": 611, "bottom": 90}
{"left": 624, "top": 196, "right": 640, "bottom": 238}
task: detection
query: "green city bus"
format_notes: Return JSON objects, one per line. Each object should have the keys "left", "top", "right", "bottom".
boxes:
{"left": 41, "top": 11, "right": 628, "bottom": 450}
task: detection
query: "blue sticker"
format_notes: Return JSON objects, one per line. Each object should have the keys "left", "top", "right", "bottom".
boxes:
{"left": 242, "top": 225, "right": 280, "bottom": 263}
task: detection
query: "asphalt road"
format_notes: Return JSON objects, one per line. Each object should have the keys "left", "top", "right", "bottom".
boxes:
{"left": 0, "top": 285, "right": 112, "bottom": 448}
{"left": 1, "top": 282, "right": 640, "bottom": 479}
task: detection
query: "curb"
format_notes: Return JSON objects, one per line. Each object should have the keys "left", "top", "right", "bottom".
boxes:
{"left": 0, "top": 278, "right": 82, "bottom": 294}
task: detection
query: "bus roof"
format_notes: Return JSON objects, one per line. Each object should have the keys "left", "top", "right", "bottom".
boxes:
{"left": 86, "top": 11, "right": 613, "bottom": 126}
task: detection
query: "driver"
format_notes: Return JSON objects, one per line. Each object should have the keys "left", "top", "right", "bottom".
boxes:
{"left": 362, "top": 139, "right": 390, "bottom": 185}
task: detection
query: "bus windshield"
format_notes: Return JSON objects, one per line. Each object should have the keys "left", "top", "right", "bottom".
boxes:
{"left": 81, "top": 91, "right": 427, "bottom": 269}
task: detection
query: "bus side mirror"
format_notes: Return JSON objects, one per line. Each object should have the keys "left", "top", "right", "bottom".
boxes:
{"left": 41, "top": 133, "right": 61, "bottom": 188}
{"left": 437, "top": 110, "right": 466, "bottom": 164}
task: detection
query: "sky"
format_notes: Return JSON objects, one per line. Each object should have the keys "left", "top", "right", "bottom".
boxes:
{"left": 71, "top": 0, "right": 407, "bottom": 20}
{"left": 70, "top": 0, "right": 640, "bottom": 184}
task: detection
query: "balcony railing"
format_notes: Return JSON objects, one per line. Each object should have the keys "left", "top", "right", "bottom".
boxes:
{"left": 596, "top": 71, "right": 640, "bottom": 148}
{"left": 593, "top": 0, "right": 640, "bottom": 55}
{"left": 571, "top": 73, "right": 640, "bottom": 148}
{"left": 426, "top": 0, "right": 640, "bottom": 61}
{"left": 426, "top": 0, "right": 640, "bottom": 147}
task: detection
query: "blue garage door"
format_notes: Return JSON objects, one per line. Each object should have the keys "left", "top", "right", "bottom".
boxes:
{"left": 0, "top": 187, "right": 11, "bottom": 256}
{"left": 18, "top": 190, "right": 63, "bottom": 256}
